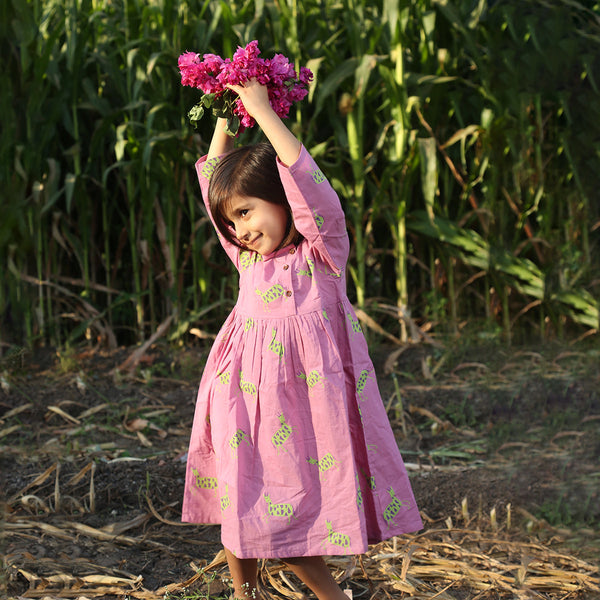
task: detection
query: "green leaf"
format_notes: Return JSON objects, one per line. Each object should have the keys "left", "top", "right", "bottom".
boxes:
{"left": 313, "top": 58, "right": 360, "bottom": 119}
{"left": 552, "top": 290, "right": 599, "bottom": 329}
{"left": 225, "top": 114, "right": 240, "bottom": 137}
{"left": 354, "top": 54, "right": 379, "bottom": 98}
{"left": 201, "top": 93, "right": 216, "bottom": 108}
{"left": 418, "top": 137, "right": 437, "bottom": 218}
{"left": 188, "top": 103, "right": 205, "bottom": 128}
{"left": 65, "top": 173, "right": 77, "bottom": 214}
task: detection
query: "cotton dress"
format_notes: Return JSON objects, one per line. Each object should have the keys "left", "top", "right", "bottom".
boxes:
{"left": 182, "top": 146, "right": 423, "bottom": 558}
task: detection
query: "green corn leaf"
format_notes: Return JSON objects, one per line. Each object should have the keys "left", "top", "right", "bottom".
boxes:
{"left": 354, "top": 54, "right": 379, "bottom": 98}
{"left": 418, "top": 137, "right": 437, "bottom": 219}
{"left": 313, "top": 58, "right": 359, "bottom": 119}
{"left": 404, "top": 73, "right": 457, "bottom": 86}
{"left": 552, "top": 290, "right": 600, "bottom": 329}
{"left": 65, "top": 173, "right": 77, "bottom": 215}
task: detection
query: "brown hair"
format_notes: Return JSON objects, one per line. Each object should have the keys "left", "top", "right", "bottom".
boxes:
{"left": 208, "top": 143, "right": 303, "bottom": 251}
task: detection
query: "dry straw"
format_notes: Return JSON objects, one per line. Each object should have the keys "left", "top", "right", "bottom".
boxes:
{"left": 4, "top": 489, "right": 599, "bottom": 599}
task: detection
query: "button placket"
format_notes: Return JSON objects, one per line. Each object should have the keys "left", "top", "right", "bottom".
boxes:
{"left": 281, "top": 247, "right": 295, "bottom": 300}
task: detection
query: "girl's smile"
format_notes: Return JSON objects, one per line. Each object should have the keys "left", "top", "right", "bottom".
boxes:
{"left": 226, "top": 196, "right": 289, "bottom": 255}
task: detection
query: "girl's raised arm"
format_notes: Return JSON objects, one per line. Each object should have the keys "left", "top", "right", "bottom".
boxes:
{"left": 226, "top": 79, "right": 301, "bottom": 167}
{"left": 207, "top": 117, "right": 235, "bottom": 161}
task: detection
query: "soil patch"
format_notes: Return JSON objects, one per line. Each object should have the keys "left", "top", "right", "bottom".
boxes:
{"left": 1, "top": 343, "right": 599, "bottom": 599}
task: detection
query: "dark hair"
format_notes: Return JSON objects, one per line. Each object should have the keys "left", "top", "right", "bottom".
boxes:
{"left": 208, "top": 143, "right": 302, "bottom": 250}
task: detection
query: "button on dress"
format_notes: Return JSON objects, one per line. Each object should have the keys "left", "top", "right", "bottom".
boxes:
{"left": 182, "top": 146, "right": 423, "bottom": 558}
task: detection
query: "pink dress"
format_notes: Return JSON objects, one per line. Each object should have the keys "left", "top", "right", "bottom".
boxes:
{"left": 182, "top": 146, "right": 422, "bottom": 558}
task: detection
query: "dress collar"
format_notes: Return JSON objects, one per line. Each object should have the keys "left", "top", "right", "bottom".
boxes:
{"left": 260, "top": 243, "right": 297, "bottom": 261}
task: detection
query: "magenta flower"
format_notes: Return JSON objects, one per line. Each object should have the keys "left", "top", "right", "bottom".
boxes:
{"left": 178, "top": 41, "right": 313, "bottom": 136}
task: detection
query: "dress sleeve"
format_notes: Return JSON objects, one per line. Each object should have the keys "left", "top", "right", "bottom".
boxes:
{"left": 195, "top": 155, "right": 241, "bottom": 268}
{"left": 277, "top": 146, "right": 349, "bottom": 273}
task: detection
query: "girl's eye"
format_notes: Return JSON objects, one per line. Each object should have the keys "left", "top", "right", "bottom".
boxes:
{"left": 239, "top": 209, "right": 249, "bottom": 217}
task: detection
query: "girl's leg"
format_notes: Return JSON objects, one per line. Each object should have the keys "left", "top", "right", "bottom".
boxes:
{"left": 281, "top": 556, "right": 349, "bottom": 600}
{"left": 224, "top": 547, "right": 259, "bottom": 600}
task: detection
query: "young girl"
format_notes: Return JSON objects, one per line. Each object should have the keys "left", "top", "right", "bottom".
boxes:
{"left": 182, "top": 79, "right": 423, "bottom": 600}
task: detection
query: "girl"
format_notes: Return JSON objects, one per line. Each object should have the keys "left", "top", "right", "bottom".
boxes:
{"left": 182, "top": 79, "right": 423, "bottom": 600}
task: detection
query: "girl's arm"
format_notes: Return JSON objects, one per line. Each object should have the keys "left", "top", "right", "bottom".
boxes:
{"left": 207, "top": 117, "right": 235, "bottom": 161}
{"left": 197, "top": 122, "right": 240, "bottom": 268}
{"left": 226, "top": 79, "right": 301, "bottom": 167}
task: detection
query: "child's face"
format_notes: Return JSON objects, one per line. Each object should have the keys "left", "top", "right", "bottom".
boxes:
{"left": 226, "top": 195, "right": 289, "bottom": 255}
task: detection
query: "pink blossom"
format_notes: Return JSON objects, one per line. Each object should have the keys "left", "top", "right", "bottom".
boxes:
{"left": 178, "top": 51, "right": 199, "bottom": 68}
{"left": 231, "top": 40, "right": 261, "bottom": 72}
{"left": 268, "top": 54, "right": 296, "bottom": 84}
{"left": 299, "top": 66, "right": 313, "bottom": 86}
{"left": 178, "top": 52, "right": 200, "bottom": 87}
{"left": 201, "top": 53, "right": 225, "bottom": 75}
{"left": 178, "top": 41, "right": 313, "bottom": 132}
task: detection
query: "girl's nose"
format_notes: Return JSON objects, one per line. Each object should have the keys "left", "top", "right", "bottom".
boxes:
{"left": 235, "top": 224, "right": 250, "bottom": 241}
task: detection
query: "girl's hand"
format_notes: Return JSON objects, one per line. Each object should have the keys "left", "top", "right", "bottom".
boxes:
{"left": 227, "top": 78, "right": 301, "bottom": 167}
{"left": 226, "top": 79, "right": 274, "bottom": 122}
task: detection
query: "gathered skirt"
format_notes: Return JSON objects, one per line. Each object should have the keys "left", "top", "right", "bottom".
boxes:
{"left": 181, "top": 299, "right": 423, "bottom": 558}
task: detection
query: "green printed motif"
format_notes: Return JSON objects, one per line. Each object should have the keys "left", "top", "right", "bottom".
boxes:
{"left": 309, "top": 167, "right": 327, "bottom": 184}
{"left": 271, "top": 413, "right": 294, "bottom": 452}
{"left": 324, "top": 521, "right": 351, "bottom": 549}
{"left": 297, "top": 258, "right": 315, "bottom": 277}
{"left": 268, "top": 328, "right": 284, "bottom": 360}
{"left": 307, "top": 453, "right": 339, "bottom": 475}
{"left": 220, "top": 484, "right": 230, "bottom": 511}
{"left": 356, "top": 369, "right": 372, "bottom": 401}
{"left": 192, "top": 468, "right": 217, "bottom": 490}
{"left": 325, "top": 269, "right": 342, "bottom": 279}
{"left": 383, "top": 486, "right": 409, "bottom": 526}
{"left": 322, "top": 310, "right": 329, "bottom": 321}
{"left": 244, "top": 318, "right": 254, "bottom": 331}
{"left": 362, "top": 471, "right": 376, "bottom": 491}
{"left": 312, "top": 209, "right": 324, "bottom": 230}
{"left": 264, "top": 493, "right": 294, "bottom": 522}
{"left": 229, "top": 428, "right": 249, "bottom": 452}
{"left": 240, "top": 250, "right": 263, "bottom": 271}
{"left": 356, "top": 474, "right": 363, "bottom": 508}
{"left": 238, "top": 370, "right": 257, "bottom": 397}
{"left": 321, "top": 264, "right": 342, "bottom": 278}
{"left": 297, "top": 369, "right": 325, "bottom": 388}
{"left": 220, "top": 325, "right": 232, "bottom": 344}
{"left": 256, "top": 284, "right": 286, "bottom": 307}
{"left": 201, "top": 157, "right": 220, "bottom": 180}
{"left": 347, "top": 312, "right": 362, "bottom": 333}
{"left": 218, "top": 370, "right": 231, "bottom": 385}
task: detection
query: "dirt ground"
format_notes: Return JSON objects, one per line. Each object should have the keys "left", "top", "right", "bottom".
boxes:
{"left": 1, "top": 341, "right": 599, "bottom": 599}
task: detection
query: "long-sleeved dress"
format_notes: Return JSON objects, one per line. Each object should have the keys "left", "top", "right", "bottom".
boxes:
{"left": 181, "top": 146, "right": 423, "bottom": 558}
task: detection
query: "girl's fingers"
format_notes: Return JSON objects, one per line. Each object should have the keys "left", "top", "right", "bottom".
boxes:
{"left": 227, "top": 78, "right": 257, "bottom": 91}
{"left": 226, "top": 82, "right": 244, "bottom": 92}
{"left": 227, "top": 80, "right": 271, "bottom": 118}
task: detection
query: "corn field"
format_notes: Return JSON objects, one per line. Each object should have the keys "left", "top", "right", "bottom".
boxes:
{"left": 1, "top": 0, "right": 599, "bottom": 350}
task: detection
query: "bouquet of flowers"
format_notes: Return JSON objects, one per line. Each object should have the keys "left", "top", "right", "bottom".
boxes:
{"left": 178, "top": 41, "right": 313, "bottom": 136}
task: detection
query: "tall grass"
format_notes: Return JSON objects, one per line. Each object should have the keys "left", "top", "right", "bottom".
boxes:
{"left": 1, "top": 0, "right": 598, "bottom": 350}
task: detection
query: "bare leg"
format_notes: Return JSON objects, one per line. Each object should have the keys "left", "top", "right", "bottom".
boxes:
{"left": 282, "top": 556, "right": 349, "bottom": 600}
{"left": 224, "top": 547, "right": 259, "bottom": 600}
